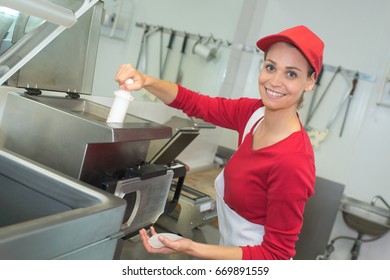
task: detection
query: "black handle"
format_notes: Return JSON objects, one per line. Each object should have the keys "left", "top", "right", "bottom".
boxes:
{"left": 167, "top": 30, "right": 175, "bottom": 49}
{"left": 143, "top": 25, "right": 150, "bottom": 35}
{"left": 181, "top": 34, "right": 189, "bottom": 54}
{"left": 349, "top": 72, "right": 359, "bottom": 97}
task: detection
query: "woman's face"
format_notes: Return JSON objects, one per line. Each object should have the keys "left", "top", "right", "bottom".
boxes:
{"left": 258, "top": 42, "right": 315, "bottom": 112}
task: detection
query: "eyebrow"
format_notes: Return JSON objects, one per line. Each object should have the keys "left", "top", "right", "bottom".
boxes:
{"left": 265, "top": 59, "right": 303, "bottom": 72}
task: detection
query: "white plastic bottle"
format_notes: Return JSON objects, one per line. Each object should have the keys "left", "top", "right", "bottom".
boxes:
{"left": 106, "top": 79, "right": 134, "bottom": 123}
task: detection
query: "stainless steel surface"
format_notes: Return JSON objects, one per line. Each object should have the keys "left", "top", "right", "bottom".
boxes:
{"left": 340, "top": 195, "right": 390, "bottom": 237}
{"left": 0, "top": 0, "right": 178, "bottom": 261}
{"left": 146, "top": 115, "right": 214, "bottom": 163}
{"left": 114, "top": 170, "right": 174, "bottom": 236}
{"left": 371, "top": 195, "right": 390, "bottom": 210}
{"left": 0, "top": 1, "right": 100, "bottom": 86}
{"left": 7, "top": 2, "right": 103, "bottom": 95}
{"left": 148, "top": 128, "right": 199, "bottom": 164}
{"left": 0, "top": 10, "right": 15, "bottom": 55}
{"left": 0, "top": 148, "right": 126, "bottom": 259}
{"left": 156, "top": 185, "right": 217, "bottom": 235}
{"left": 0, "top": 92, "right": 172, "bottom": 186}
{"left": 1, "top": 0, "right": 77, "bottom": 27}
{"left": 118, "top": 168, "right": 221, "bottom": 260}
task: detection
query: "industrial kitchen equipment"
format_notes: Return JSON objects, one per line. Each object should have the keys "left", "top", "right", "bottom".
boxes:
{"left": 145, "top": 118, "right": 218, "bottom": 235}
{"left": 0, "top": 148, "right": 127, "bottom": 259}
{"left": 0, "top": 0, "right": 185, "bottom": 259}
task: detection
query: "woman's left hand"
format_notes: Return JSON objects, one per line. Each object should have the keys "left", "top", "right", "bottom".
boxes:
{"left": 139, "top": 227, "right": 192, "bottom": 255}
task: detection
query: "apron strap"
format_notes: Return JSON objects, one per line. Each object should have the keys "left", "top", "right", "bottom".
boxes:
{"left": 242, "top": 107, "right": 265, "bottom": 144}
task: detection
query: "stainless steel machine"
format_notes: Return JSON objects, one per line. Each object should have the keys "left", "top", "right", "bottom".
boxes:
{"left": 0, "top": 0, "right": 179, "bottom": 259}
{"left": 0, "top": 91, "right": 175, "bottom": 235}
{"left": 0, "top": 0, "right": 219, "bottom": 259}
{"left": 142, "top": 116, "right": 218, "bottom": 235}
{"left": 0, "top": 148, "right": 127, "bottom": 259}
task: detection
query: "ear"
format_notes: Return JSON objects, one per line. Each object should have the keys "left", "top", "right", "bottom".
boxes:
{"left": 305, "top": 72, "right": 316, "bottom": 92}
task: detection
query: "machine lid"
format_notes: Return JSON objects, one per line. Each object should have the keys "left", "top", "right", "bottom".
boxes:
{"left": 0, "top": 0, "right": 100, "bottom": 86}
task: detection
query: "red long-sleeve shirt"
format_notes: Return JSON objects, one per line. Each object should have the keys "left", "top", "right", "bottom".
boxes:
{"left": 169, "top": 85, "right": 315, "bottom": 259}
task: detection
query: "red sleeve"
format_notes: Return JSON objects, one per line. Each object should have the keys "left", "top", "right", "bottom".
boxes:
{"left": 241, "top": 153, "right": 315, "bottom": 260}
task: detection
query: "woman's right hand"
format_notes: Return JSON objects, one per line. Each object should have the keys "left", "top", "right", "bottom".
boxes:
{"left": 115, "top": 64, "right": 145, "bottom": 92}
{"left": 114, "top": 63, "right": 179, "bottom": 104}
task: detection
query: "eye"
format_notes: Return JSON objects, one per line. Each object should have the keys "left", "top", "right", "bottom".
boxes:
{"left": 287, "top": 70, "right": 297, "bottom": 79}
{"left": 264, "top": 63, "right": 275, "bottom": 72}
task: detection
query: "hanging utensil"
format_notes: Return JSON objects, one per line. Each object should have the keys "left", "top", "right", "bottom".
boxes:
{"left": 339, "top": 72, "right": 359, "bottom": 137}
{"left": 192, "top": 34, "right": 220, "bottom": 62}
{"left": 158, "top": 26, "right": 163, "bottom": 78}
{"left": 136, "top": 25, "right": 159, "bottom": 73}
{"left": 135, "top": 24, "right": 150, "bottom": 71}
{"left": 161, "top": 29, "right": 175, "bottom": 80}
{"left": 176, "top": 33, "right": 189, "bottom": 84}
{"left": 305, "top": 66, "right": 341, "bottom": 129}
{"left": 308, "top": 68, "right": 351, "bottom": 149}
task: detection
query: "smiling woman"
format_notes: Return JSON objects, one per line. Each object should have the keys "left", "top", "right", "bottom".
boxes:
{"left": 114, "top": 25, "right": 324, "bottom": 260}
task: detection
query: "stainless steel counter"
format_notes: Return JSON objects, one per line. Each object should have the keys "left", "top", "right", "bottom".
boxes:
{"left": 0, "top": 92, "right": 172, "bottom": 187}
{"left": 0, "top": 149, "right": 126, "bottom": 259}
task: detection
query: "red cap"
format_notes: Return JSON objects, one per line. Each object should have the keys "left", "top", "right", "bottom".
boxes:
{"left": 256, "top": 25, "right": 324, "bottom": 77}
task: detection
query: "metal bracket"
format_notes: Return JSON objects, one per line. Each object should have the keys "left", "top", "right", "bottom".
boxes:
{"left": 24, "top": 87, "right": 42, "bottom": 96}
{"left": 323, "top": 64, "right": 375, "bottom": 82}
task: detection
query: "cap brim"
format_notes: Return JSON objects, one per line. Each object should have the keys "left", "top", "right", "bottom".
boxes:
{"left": 256, "top": 34, "right": 316, "bottom": 75}
{"left": 256, "top": 34, "right": 296, "bottom": 52}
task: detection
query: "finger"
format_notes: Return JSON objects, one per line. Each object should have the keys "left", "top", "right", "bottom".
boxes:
{"left": 123, "top": 79, "right": 141, "bottom": 91}
{"left": 158, "top": 236, "right": 171, "bottom": 247}
{"left": 114, "top": 64, "right": 127, "bottom": 82}
{"left": 139, "top": 228, "right": 149, "bottom": 242}
{"left": 150, "top": 226, "right": 158, "bottom": 235}
{"left": 115, "top": 64, "right": 135, "bottom": 84}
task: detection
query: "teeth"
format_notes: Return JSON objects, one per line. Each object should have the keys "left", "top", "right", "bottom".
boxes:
{"left": 266, "top": 88, "right": 285, "bottom": 97}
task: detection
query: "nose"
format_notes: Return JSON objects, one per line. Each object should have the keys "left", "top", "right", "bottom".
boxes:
{"left": 269, "top": 71, "right": 283, "bottom": 87}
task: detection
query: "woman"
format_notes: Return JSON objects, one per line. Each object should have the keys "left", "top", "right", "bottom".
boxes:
{"left": 115, "top": 25, "right": 324, "bottom": 260}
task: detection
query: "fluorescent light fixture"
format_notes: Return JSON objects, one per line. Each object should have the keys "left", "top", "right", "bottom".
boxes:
{"left": 0, "top": 0, "right": 77, "bottom": 27}
{"left": 0, "top": 7, "right": 19, "bottom": 16}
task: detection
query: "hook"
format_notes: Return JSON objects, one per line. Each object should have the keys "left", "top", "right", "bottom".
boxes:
{"left": 192, "top": 34, "right": 203, "bottom": 54}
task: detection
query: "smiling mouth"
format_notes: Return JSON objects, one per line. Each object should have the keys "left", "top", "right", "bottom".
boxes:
{"left": 266, "top": 88, "right": 286, "bottom": 98}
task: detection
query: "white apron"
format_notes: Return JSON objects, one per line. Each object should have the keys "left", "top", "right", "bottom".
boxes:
{"left": 215, "top": 107, "right": 265, "bottom": 246}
